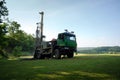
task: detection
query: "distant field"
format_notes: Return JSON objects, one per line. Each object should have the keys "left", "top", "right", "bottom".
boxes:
{"left": 75, "top": 53, "right": 120, "bottom": 56}
{"left": 0, "top": 54, "right": 120, "bottom": 80}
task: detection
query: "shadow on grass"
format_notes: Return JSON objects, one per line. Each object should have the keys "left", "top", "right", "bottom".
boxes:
{"left": 34, "top": 71, "right": 115, "bottom": 80}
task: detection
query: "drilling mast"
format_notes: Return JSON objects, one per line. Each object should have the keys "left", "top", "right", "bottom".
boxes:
{"left": 35, "top": 12, "right": 44, "bottom": 48}
{"left": 39, "top": 12, "right": 44, "bottom": 44}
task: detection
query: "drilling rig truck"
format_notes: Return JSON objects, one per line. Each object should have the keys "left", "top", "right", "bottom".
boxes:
{"left": 34, "top": 12, "right": 77, "bottom": 59}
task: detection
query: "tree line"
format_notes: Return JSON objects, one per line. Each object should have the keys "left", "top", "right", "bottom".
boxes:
{"left": 0, "top": 0, "right": 34, "bottom": 58}
{"left": 78, "top": 46, "right": 120, "bottom": 54}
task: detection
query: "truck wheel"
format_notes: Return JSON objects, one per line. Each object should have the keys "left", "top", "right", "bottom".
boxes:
{"left": 34, "top": 50, "right": 39, "bottom": 59}
{"left": 34, "top": 50, "right": 44, "bottom": 59}
{"left": 38, "top": 54, "right": 44, "bottom": 59}
{"left": 67, "top": 51, "right": 74, "bottom": 58}
{"left": 34, "top": 53, "right": 37, "bottom": 59}
{"left": 54, "top": 49, "right": 61, "bottom": 59}
{"left": 51, "top": 53, "right": 54, "bottom": 59}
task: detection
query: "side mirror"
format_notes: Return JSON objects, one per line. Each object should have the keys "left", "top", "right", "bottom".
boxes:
{"left": 61, "top": 35, "right": 64, "bottom": 39}
{"left": 42, "top": 35, "right": 46, "bottom": 38}
{"left": 0, "top": 19, "right": 2, "bottom": 23}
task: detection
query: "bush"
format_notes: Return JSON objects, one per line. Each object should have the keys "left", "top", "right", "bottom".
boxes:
{"left": 0, "top": 49, "right": 8, "bottom": 59}
{"left": 12, "top": 46, "right": 22, "bottom": 57}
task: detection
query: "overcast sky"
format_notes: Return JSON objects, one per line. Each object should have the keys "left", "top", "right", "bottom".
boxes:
{"left": 6, "top": 0, "right": 120, "bottom": 47}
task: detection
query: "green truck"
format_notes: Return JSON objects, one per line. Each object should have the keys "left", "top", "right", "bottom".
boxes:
{"left": 33, "top": 12, "right": 77, "bottom": 59}
{"left": 52, "top": 32, "right": 77, "bottom": 59}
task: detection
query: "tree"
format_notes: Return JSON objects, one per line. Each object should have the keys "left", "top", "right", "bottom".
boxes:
{"left": 8, "top": 21, "right": 21, "bottom": 36}
{"left": 0, "top": 0, "right": 8, "bottom": 58}
{"left": 6, "top": 21, "right": 34, "bottom": 56}
{"left": 0, "top": 0, "right": 34, "bottom": 58}
{"left": 0, "top": 23, "right": 8, "bottom": 58}
{"left": 0, "top": 0, "right": 8, "bottom": 23}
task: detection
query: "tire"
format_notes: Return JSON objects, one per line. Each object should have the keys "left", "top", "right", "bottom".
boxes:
{"left": 34, "top": 50, "right": 39, "bottom": 59}
{"left": 34, "top": 50, "right": 44, "bottom": 59}
{"left": 38, "top": 53, "right": 44, "bottom": 59}
{"left": 67, "top": 51, "right": 74, "bottom": 58}
{"left": 54, "top": 49, "right": 61, "bottom": 59}
{"left": 51, "top": 53, "right": 54, "bottom": 59}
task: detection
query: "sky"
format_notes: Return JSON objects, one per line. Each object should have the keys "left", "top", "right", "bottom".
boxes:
{"left": 5, "top": 0, "right": 120, "bottom": 47}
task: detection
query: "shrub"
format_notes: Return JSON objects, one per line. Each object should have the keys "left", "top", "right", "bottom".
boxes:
{"left": 12, "top": 46, "right": 22, "bottom": 57}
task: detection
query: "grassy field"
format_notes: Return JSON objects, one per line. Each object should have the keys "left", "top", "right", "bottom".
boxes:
{"left": 0, "top": 54, "right": 120, "bottom": 80}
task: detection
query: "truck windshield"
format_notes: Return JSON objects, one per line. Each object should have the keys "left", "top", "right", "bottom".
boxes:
{"left": 66, "top": 36, "right": 76, "bottom": 41}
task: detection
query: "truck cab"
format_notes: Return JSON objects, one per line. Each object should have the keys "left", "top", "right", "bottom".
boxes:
{"left": 57, "top": 32, "right": 77, "bottom": 50}
{"left": 52, "top": 32, "right": 77, "bottom": 58}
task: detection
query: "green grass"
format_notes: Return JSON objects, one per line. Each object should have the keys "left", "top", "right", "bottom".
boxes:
{"left": 0, "top": 54, "right": 120, "bottom": 80}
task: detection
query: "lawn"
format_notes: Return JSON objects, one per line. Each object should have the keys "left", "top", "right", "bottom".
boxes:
{"left": 0, "top": 54, "right": 120, "bottom": 80}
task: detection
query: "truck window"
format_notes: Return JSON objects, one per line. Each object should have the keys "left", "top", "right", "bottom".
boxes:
{"left": 70, "top": 36, "right": 76, "bottom": 41}
{"left": 58, "top": 34, "right": 64, "bottom": 39}
{"left": 66, "top": 36, "right": 76, "bottom": 41}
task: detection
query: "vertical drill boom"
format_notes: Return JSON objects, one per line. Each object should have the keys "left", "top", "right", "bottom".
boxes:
{"left": 39, "top": 12, "right": 44, "bottom": 44}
